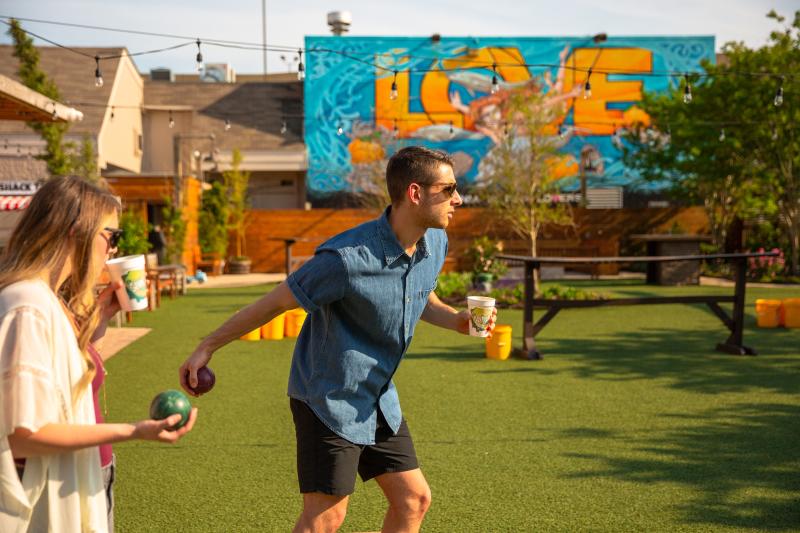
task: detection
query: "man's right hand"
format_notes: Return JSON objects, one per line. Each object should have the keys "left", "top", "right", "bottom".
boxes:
{"left": 180, "top": 346, "right": 213, "bottom": 397}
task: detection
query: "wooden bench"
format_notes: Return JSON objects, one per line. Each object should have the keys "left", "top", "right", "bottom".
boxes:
{"left": 195, "top": 248, "right": 225, "bottom": 276}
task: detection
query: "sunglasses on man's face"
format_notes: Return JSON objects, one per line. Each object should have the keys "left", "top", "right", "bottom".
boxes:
{"left": 425, "top": 182, "right": 458, "bottom": 198}
{"left": 102, "top": 227, "right": 124, "bottom": 250}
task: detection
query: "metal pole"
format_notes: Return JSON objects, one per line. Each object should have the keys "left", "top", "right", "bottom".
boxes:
{"left": 261, "top": 0, "right": 267, "bottom": 80}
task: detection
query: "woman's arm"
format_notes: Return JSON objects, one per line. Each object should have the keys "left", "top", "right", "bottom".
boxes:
{"left": 8, "top": 408, "right": 198, "bottom": 458}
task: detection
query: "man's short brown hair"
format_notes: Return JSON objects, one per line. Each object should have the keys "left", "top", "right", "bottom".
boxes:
{"left": 386, "top": 146, "right": 454, "bottom": 203}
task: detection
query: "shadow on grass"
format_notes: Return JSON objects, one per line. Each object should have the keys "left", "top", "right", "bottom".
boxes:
{"left": 563, "top": 403, "right": 800, "bottom": 530}
{"left": 542, "top": 326, "right": 799, "bottom": 395}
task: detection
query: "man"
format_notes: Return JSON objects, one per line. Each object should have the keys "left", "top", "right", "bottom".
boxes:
{"left": 180, "top": 146, "right": 496, "bottom": 533}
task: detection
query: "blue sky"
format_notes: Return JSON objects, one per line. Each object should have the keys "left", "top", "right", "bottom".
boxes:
{"left": 0, "top": 0, "right": 794, "bottom": 75}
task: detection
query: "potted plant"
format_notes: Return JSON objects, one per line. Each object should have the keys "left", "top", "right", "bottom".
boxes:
{"left": 224, "top": 149, "right": 251, "bottom": 274}
{"left": 465, "top": 236, "right": 507, "bottom": 292}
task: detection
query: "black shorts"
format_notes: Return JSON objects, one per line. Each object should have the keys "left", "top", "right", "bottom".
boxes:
{"left": 290, "top": 398, "right": 419, "bottom": 496}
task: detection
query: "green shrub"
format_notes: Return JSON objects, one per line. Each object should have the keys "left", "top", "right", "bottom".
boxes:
{"left": 435, "top": 272, "right": 472, "bottom": 299}
{"left": 117, "top": 210, "right": 151, "bottom": 256}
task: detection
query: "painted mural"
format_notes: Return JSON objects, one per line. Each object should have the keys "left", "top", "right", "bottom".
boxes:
{"left": 304, "top": 36, "right": 714, "bottom": 201}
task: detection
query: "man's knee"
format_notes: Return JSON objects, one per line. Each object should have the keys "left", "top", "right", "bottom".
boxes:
{"left": 392, "top": 485, "right": 432, "bottom": 518}
{"left": 298, "top": 495, "right": 348, "bottom": 532}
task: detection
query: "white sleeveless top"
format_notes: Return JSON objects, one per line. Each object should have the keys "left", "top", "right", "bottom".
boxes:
{"left": 0, "top": 279, "right": 107, "bottom": 532}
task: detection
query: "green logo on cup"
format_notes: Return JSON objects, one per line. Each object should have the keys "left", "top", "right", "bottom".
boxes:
{"left": 123, "top": 270, "right": 147, "bottom": 303}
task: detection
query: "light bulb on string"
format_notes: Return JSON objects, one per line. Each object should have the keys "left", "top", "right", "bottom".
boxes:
{"left": 168, "top": 110, "right": 175, "bottom": 129}
{"left": 558, "top": 123, "right": 566, "bottom": 139}
{"left": 94, "top": 55, "right": 104, "bottom": 87}
{"left": 491, "top": 64, "right": 499, "bottom": 95}
{"left": 195, "top": 39, "right": 203, "bottom": 72}
{"left": 583, "top": 69, "right": 592, "bottom": 99}
{"left": 297, "top": 50, "right": 305, "bottom": 81}
{"left": 682, "top": 74, "right": 692, "bottom": 104}
{"left": 448, "top": 120, "right": 454, "bottom": 137}
{"left": 718, "top": 128, "right": 725, "bottom": 142}
{"left": 771, "top": 124, "right": 779, "bottom": 141}
{"left": 393, "top": 119, "right": 399, "bottom": 138}
{"left": 390, "top": 71, "right": 398, "bottom": 100}
{"left": 774, "top": 78, "right": 784, "bottom": 107}
{"left": 280, "top": 120, "right": 288, "bottom": 135}
{"left": 336, "top": 122, "right": 344, "bottom": 136}
{"left": 110, "top": 106, "right": 115, "bottom": 121}
{"left": 51, "top": 102, "right": 58, "bottom": 121}
{"left": 224, "top": 118, "right": 231, "bottom": 131}
{"left": 503, "top": 122, "right": 508, "bottom": 136}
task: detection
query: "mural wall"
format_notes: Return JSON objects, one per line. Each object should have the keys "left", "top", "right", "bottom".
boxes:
{"left": 304, "top": 35, "right": 714, "bottom": 202}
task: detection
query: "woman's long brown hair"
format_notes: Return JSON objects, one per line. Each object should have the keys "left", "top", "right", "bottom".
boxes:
{"left": 0, "top": 176, "right": 120, "bottom": 405}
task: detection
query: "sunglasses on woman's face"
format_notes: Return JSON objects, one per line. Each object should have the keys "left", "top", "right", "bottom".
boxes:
{"left": 101, "top": 227, "right": 124, "bottom": 250}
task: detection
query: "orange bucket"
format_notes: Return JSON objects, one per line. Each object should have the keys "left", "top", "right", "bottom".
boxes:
{"left": 261, "top": 313, "right": 286, "bottom": 340}
{"left": 240, "top": 328, "right": 261, "bottom": 341}
{"left": 284, "top": 308, "right": 308, "bottom": 338}
{"left": 755, "top": 299, "right": 782, "bottom": 328}
{"left": 783, "top": 298, "right": 800, "bottom": 328}
{"left": 485, "top": 325, "right": 512, "bottom": 360}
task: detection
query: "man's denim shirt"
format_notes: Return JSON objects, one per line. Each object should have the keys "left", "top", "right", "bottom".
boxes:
{"left": 286, "top": 208, "right": 447, "bottom": 445}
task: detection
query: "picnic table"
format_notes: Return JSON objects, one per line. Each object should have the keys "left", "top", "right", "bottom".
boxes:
{"left": 496, "top": 251, "right": 780, "bottom": 360}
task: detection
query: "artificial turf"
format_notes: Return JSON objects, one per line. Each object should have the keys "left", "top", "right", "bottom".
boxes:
{"left": 106, "top": 281, "right": 800, "bottom": 532}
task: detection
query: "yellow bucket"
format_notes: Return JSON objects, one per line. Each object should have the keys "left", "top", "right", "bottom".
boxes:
{"left": 755, "top": 299, "right": 782, "bottom": 328}
{"left": 783, "top": 298, "right": 800, "bottom": 328}
{"left": 261, "top": 313, "right": 286, "bottom": 340}
{"left": 285, "top": 308, "right": 308, "bottom": 338}
{"left": 240, "top": 328, "right": 261, "bottom": 341}
{"left": 485, "top": 324, "right": 512, "bottom": 360}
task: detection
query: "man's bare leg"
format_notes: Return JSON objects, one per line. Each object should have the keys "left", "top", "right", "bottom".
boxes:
{"left": 293, "top": 492, "right": 349, "bottom": 533}
{"left": 374, "top": 469, "right": 431, "bottom": 533}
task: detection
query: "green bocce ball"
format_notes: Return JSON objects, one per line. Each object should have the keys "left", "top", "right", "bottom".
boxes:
{"left": 149, "top": 389, "right": 191, "bottom": 430}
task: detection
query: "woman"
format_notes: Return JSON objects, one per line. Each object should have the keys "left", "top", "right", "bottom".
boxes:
{"left": 0, "top": 176, "right": 197, "bottom": 532}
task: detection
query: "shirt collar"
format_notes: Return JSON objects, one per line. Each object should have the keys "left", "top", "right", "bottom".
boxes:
{"left": 378, "top": 206, "right": 430, "bottom": 266}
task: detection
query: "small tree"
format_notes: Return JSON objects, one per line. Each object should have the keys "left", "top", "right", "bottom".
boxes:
{"left": 224, "top": 149, "right": 251, "bottom": 259}
{"left": 117, "top": 210, "right": 151, "bottom": 256}
{"left": 161, "top": 200, "right": 187, "bottom": 264}
{"left": 71, "top": 134, "right": 103, "bottom": 186}
{"left": 8, "top": 19, "right": 73, "bottom": 177}
{"left": 477, "top": 89, "right": 574, "bottom": 266}
{"left": 199, "top": 181, "right": 230, "bottom": 256}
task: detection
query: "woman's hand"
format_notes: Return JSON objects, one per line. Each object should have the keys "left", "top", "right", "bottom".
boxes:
{"left": 97, "top": 280, "right": 123, "bottom": 322}
{"left": 133, "top": 408, "right": 198, "bottom": 443}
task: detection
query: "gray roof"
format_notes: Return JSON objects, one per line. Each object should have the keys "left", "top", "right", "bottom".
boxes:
{"left": 0, "top": 45, "right": 124, "bottom": 135}
{"left": 144, "top": 80, "right": 304, "bottom": 152}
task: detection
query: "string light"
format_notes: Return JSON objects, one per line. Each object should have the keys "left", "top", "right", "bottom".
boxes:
{"left": 718, "top": 128, "right": 725, "bottom": 142}
{"left": 448, "top": 120, "right": 454, "bottom": 137}
{"left": 224, "top": 118, "right": 231, "bottom": 131}
{"left": 393, "top": 119, "right": 399, "bottom": 138}
{"left": 297, "top": 49, "right": 305, "bottom": 81}
{"left": 771, "top": 124, "right": 779, "bottom": 141}
{"left": 583, "top": 68, "right": 592, "bottom": 100}
{"left": 51, "top": 103, "right": 58, "bottom": 120}
{"left": 682, "top": 74, "right": 692, "bottom": 104}
{"left": 774, "top": 77, "right": 784, "bottom": 107}
{"left": 280, "top": 120, "right": 288, "bottom": 135}
{"left": 558, "top": 123, "right": 566, "bottom": 139}
{"left": 503, "top": 122, "right": 508, "bottom": 136}
{"left": 336, "top": 122, "right": 343, "bottom": 136}
{"left": 195, "top": 39, "right": 203, "bottom": 72}
{"left": 168, "top": 110, "right": 175, "bottom": 129}
{"left": 94, "top": 55, "right": 103, "bottom": 87}
{"left": 110, "top": 106, "right": 115, "bottom": 120}
{"left": 389, "top": 71, "right": 398, "bottom": 101}
{"left": 491, "top": 64, "right": 499, "bottom": 95}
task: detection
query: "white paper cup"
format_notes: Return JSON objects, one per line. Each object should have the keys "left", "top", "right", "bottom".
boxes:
{"left": 467, "top": 296, "right": 495, "bottom": 337}
{"left": 106, "top": 255, "right": 148, "bottom": 312}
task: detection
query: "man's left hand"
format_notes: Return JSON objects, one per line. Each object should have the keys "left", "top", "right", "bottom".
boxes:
{"left": 456, "top": 307, "right": 497, "bottom": 337}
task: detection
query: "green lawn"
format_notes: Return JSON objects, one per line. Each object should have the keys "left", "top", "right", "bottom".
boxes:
{"left": 107, "top": 281, "right": 800, "bottom": 532}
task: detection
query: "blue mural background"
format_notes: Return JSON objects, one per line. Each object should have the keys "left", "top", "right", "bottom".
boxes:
{"left": 304, "top": 35, "right": 715, "bottom": 199}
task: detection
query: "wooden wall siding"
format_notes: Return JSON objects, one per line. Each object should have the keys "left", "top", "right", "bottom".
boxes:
{"left": 238, "top": 207, "right": 709, "bottom": 274}
{"left": 182, "top": 178, "right": 200, "bottom": 271}
{"left": 106, "top": 177, "right": 173, "bottom": 201}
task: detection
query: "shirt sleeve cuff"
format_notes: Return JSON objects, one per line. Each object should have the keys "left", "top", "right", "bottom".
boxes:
{"left": 286, "top": 274, "right": 320, "bottom": 314}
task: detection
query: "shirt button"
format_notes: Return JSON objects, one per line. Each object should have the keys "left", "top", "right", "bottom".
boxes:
{"left": 406, "top": 297, "right": 410, "bottom": 303}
